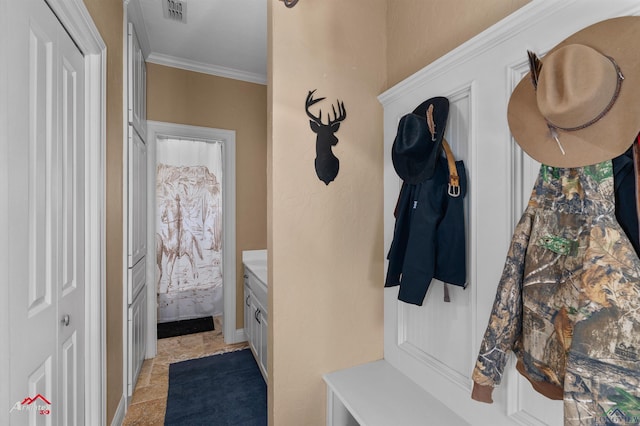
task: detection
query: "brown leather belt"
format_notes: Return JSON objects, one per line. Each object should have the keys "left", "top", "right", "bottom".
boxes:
{"left": 442, "top": 137, "right": 461, "bottom": 198}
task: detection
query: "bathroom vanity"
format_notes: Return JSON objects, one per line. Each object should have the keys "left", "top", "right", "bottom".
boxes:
{"left": 243, "top": 250, "right": 268, "bottom": 381}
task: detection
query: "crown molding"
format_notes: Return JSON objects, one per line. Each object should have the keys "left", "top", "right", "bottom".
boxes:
{"left": 146, "top": 52, "right": 267, "bottom": 85}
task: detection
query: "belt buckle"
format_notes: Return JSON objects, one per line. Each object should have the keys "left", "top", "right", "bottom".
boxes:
{"left": 448, "top": 183, "right": 461, "bottom": 197}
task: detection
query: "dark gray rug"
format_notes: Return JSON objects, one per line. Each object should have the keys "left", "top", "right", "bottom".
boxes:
{"left": 165, "top": 349, "right": 267, "bottom": 425}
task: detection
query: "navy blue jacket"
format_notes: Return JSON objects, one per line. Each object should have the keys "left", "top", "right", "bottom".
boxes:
{"left": 385, "top": 156, "right": 467, "bottom": 305}
{"left": 613, "top": 146, "right": 639, "bottom": 255}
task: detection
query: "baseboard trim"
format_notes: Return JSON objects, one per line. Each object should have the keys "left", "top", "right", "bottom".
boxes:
{"left": 225, "top": 328, "right": 247, "bottom": 345}
{"left": 110, "top": 395, "right": 126, "bottom": 426}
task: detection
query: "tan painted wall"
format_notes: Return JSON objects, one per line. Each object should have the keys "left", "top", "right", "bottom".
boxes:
{"left": 268, "top": 1, "right": 387, "bottom": 424}
{"left": 81, "top": 0, "right": 123, "bottom": 424}
{"left": 76, "top": 0, "right": 533, "bottom": 424}
{"left": 146, "top": 63, "right": 268, "bottom": 329}
{"left": 387, "top": 0, "right": 531, "bottom": 88}
{"left": 268, "top": 1, "right": 534, "bottom": 424}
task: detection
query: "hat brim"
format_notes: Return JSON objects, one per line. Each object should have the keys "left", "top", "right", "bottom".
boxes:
{"left": 392, "top": 97, "right": 449, "bottom": 184}
{"left": 508, "top": 16, "right": 640, "bottom": 168}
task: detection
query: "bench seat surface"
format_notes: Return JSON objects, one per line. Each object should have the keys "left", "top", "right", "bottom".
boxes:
{"left": 324, "top": 360, "right": 470, "bottom": 426}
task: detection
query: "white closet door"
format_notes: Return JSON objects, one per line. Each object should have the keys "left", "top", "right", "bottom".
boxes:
{"left": 6, "top": 0, "right": 86, "bottom": 424}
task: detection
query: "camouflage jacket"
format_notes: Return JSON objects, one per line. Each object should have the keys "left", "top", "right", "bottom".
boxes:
{"left": 471, "top": 162, "right": 640, "bottom": 425}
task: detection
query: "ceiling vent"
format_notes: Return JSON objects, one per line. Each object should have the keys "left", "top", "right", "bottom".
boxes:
{"left": 163, "top": 0, "right": 187, "bottom": 24}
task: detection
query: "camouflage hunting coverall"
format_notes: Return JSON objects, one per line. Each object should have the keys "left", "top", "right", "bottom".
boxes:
{"left": 472, "top": 161, "right": 640, "bottom": 425}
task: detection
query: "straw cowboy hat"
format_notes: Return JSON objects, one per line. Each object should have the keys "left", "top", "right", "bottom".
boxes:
{"left": 508, "top": 16, "right": 640, "bottom": 168}
{"left": 392, "top": 97, "right": 449, "bottom": 184}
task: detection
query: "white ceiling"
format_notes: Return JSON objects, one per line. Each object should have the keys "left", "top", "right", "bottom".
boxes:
{"left": 130, "top": 0, "right": 267, "bottom": 85}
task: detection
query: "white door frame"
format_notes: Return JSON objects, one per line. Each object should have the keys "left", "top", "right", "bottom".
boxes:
{"left": 146, "top": 120, "right": 238, "bottom": 358}
{"left": 0, "top": 0, "right": 106, "bottom": 425}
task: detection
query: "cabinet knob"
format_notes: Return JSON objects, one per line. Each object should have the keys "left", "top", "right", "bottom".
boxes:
{"left": 246, "top": 295, "right": 251, "bottom": 306}
{"left": 61, "top": 314, "right": 70, "bottom": 327}
{"left": 244, "top": 274, "right": 248, "bottom": 279}
{"left": 255, "top": 309, "right": 261, "bottom": 324}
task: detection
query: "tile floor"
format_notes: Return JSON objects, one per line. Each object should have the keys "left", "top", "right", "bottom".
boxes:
{"left": 122, "top": 316, "right": 249, "bottom": 426}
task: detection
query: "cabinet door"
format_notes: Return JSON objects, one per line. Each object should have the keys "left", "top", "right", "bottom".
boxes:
{"left": 127, "top": 126, "right": 147, "bottom": 267}
{"left": 258, "top": 310, "right": 268, "bottom": 380}
{"left": 249, "top": 298, "right": 260, "bottom": 357}
{"left": 127, "top": 23, "right": 146, "bottom": 141}
{"left": 128, "top": 288, "right": 147, "bottom": 396}
{"left": 244, "top": 283, "right": 252, "bottom": 341}
{"left": 128, "top": 257, "right": 146, "bottom": 305}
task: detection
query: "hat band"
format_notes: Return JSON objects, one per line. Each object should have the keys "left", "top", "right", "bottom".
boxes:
{"left": 546, "top": 56, "right": 624, "bottom": 132}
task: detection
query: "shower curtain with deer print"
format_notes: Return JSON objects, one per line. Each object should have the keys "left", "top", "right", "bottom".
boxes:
{"left": 156, "top": 136, "right": 224, "bottom": 323}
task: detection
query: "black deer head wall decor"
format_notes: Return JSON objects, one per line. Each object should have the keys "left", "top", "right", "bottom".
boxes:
{"left": 305, "top": 90, "right": 347, "bottom": 185}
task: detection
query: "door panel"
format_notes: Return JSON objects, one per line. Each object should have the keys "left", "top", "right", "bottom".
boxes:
{"left": 128, "top": 24, "right": 146, "bottom": 141}
{"left": 26, "top": 358, "right": 52, "bottom": 426}
{"left": 26, "top": 20, "right": 54, "bottom": 319}
{"left": 128, "top": 126, "right": 147, "bottom": 267}
{"left": 128, "top": 290, "right": 147, "bottom": 396}
{"left": 7, "top": 0, "right": 85, "bottom": 424}
{"left": 61, "top": 333, "right": 78, "bottom": 426}
{"left": 10, "top": 5, "right": 60, "bottom": 423}
{"left": 128, "top": 257, "right": 147, "bottom": 304}
{"left": 56, "top": 8, "right": 85, "bottom": 425}
{"left": 259, "top": 313, "right": 268, "bottom": 380}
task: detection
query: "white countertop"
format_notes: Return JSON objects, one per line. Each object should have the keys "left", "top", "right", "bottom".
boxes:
{"left": 242, "top": 249, "right": 267, "bottom": 286}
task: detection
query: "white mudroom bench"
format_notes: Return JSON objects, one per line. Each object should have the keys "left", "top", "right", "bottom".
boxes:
{"left": 324, "top": 360, "right": 469, "bottom": 426}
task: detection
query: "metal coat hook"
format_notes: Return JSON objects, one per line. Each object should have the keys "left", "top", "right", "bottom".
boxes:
{"left": 281, "top": 0, "right": 299, "bottom": 8}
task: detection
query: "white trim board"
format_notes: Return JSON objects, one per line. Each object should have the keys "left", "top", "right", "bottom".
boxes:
{"left": 110, "top": 395, "right": 126, "bottom": 426}
{"left": 146, "top": 120, "right": 239, "bottom": 358}
{"left": 146, "top": 52, "right": 267, "bottom": 86}
{"left": 0, "top": 2, "right": 9, "bottom": 424}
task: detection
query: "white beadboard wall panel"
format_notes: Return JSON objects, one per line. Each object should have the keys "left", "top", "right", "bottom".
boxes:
{"left": 398, "top": 85, "right": 474, "bottom": 391}
{"left": 507, "top": 59, "right": 542, "bottom": 228}
{"left": 380, "top": 1, "right": 640, "bottom": 425}
{"left": 505, "top": 57, "right": 556, "bottom": 426}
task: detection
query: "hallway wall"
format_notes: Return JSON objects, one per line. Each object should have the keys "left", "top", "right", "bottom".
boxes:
{"left": 269, "top": 1, "right": 387, "bottom": 424}
{"left": 146, "top": 63, "right": 268, "bottom": 329}
{"left": 268, "top": 0, "right": 531, "bottom": 425}
{"left": 386, "top": 0, "right": 531, "bottom": 88}
{"left": 76, "top": 0, "right": 531, "bottom": 423}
